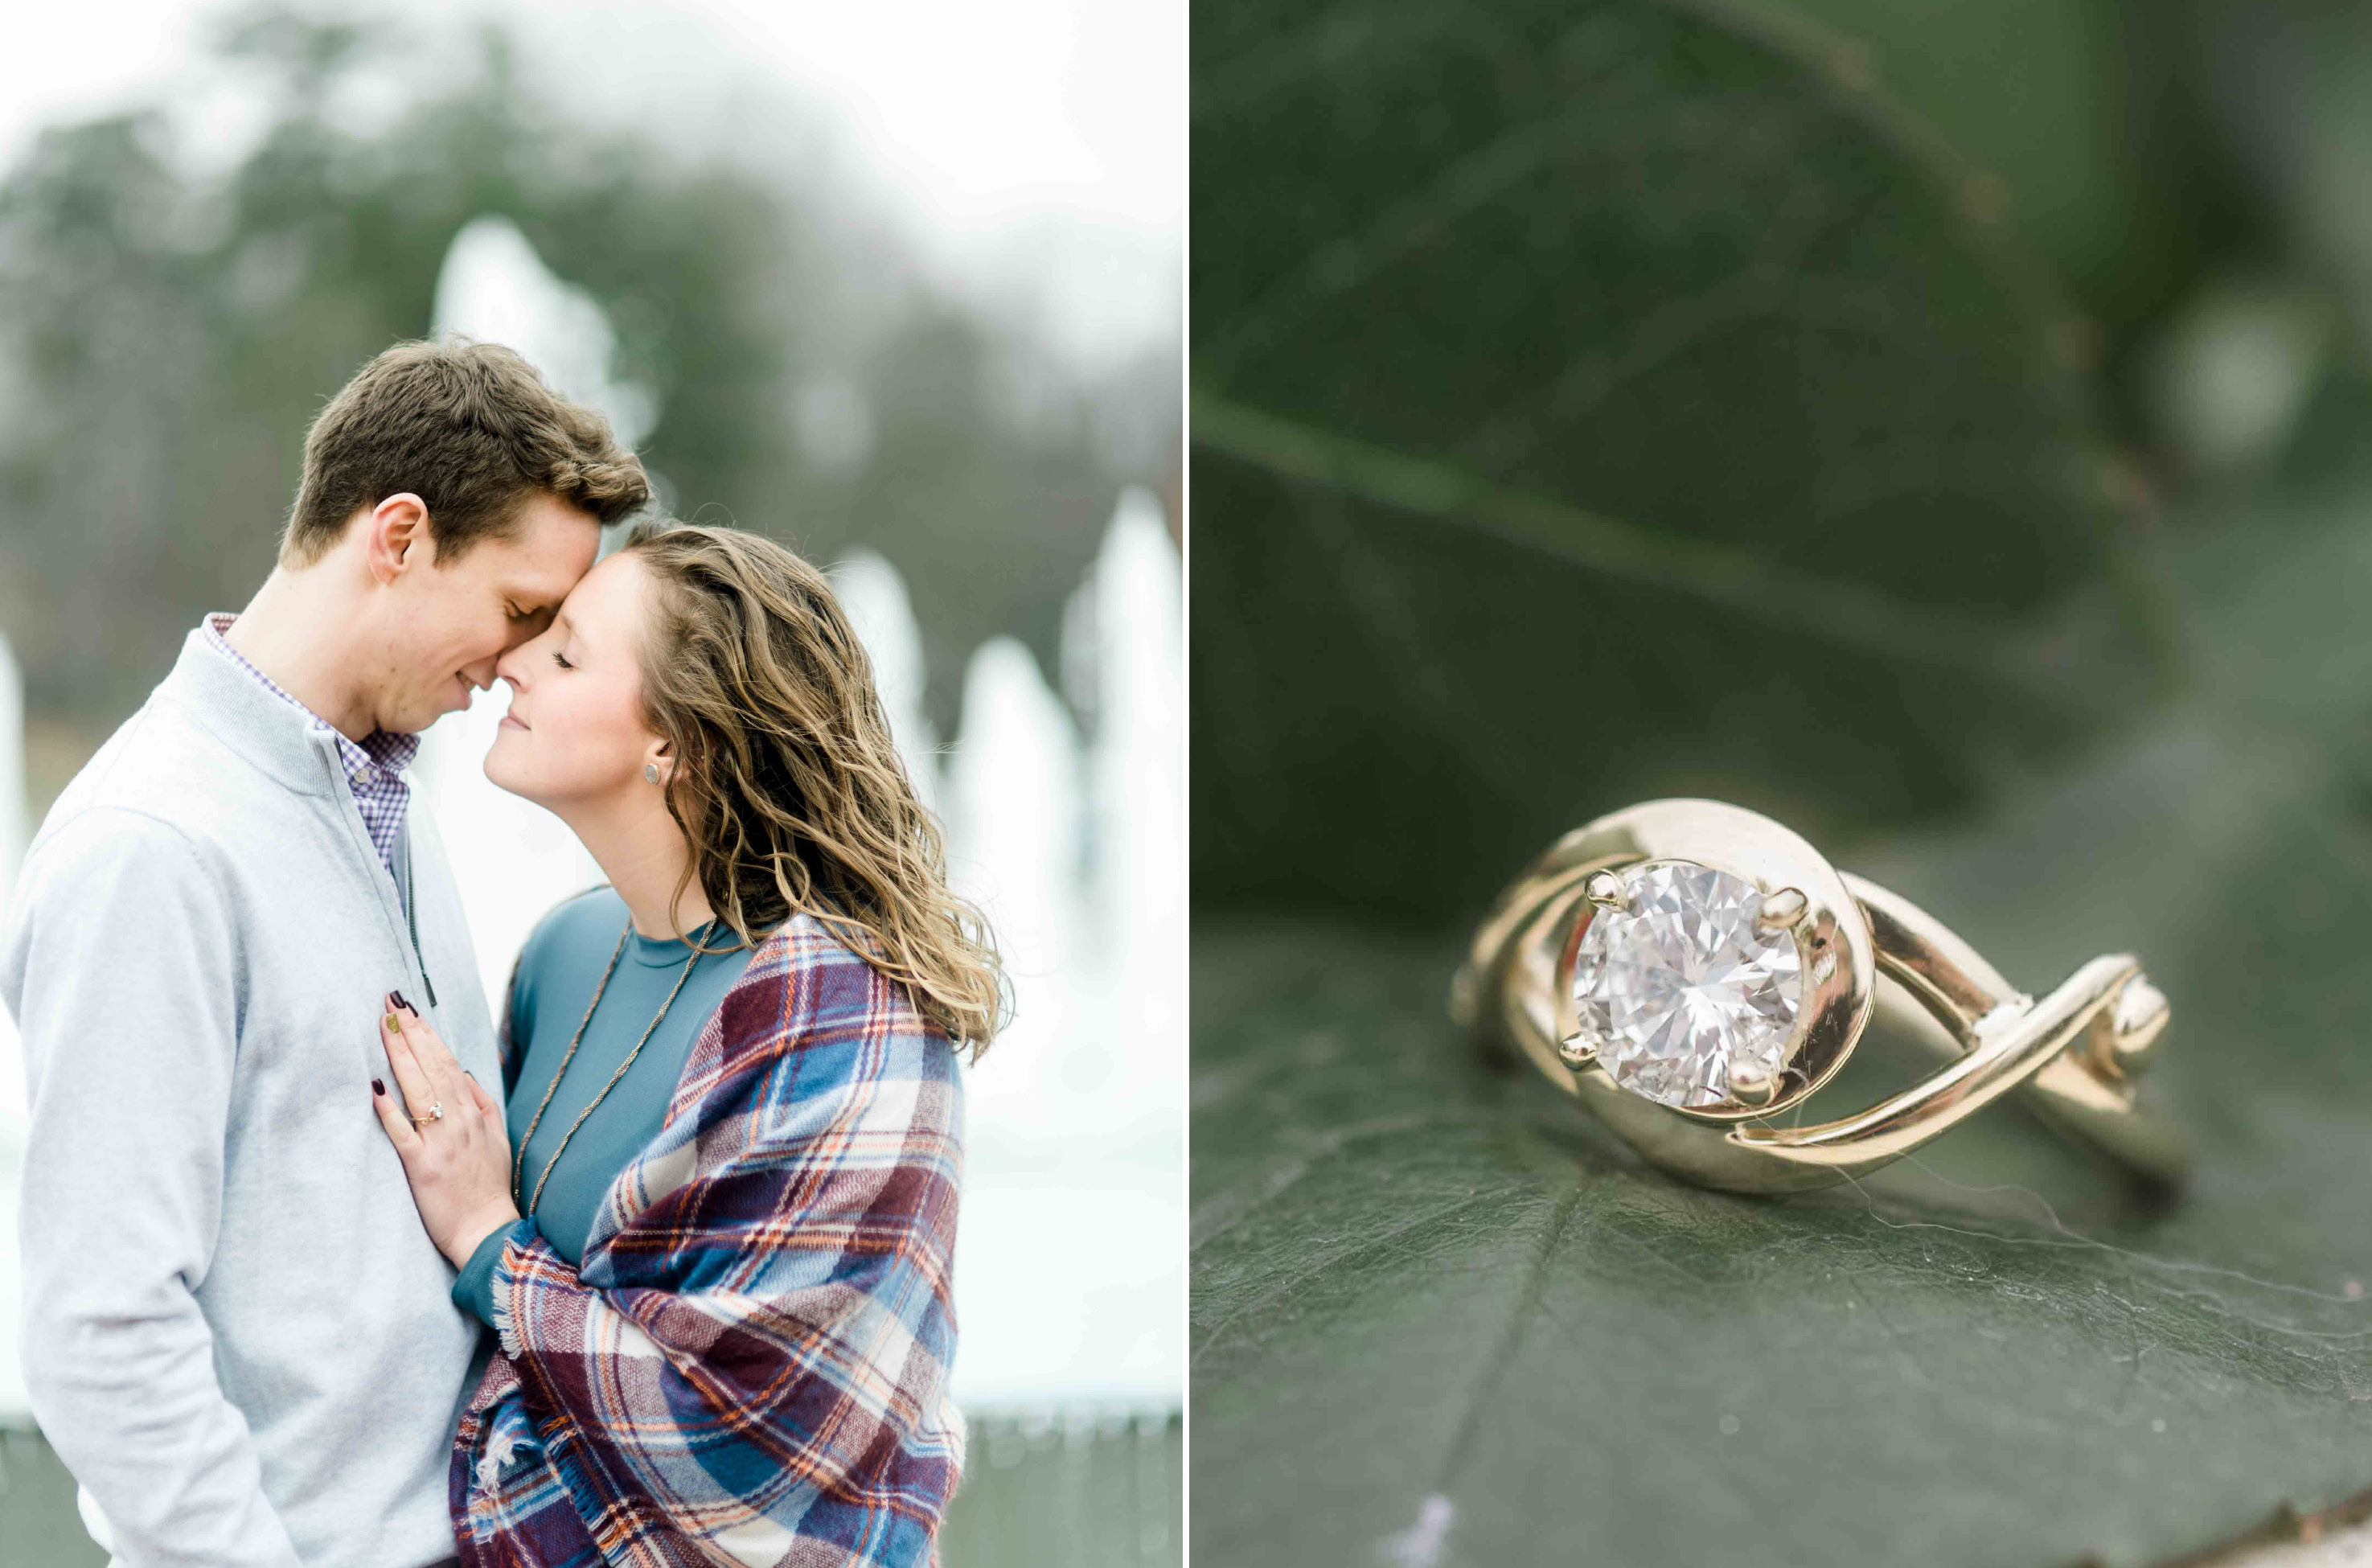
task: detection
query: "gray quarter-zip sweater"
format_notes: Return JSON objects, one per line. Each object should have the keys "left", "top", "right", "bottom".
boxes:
{"left": 0, "top": 623, "right": 498, "bottom": 1568}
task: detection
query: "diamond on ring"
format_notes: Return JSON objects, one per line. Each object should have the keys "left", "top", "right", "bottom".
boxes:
{"left": 1570, "top": 860, "right": 1805, "bottom": 1110}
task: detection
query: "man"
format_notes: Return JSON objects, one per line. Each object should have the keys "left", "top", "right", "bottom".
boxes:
{"left": 1, "top": 339, "right": 649, "bottom": 1566}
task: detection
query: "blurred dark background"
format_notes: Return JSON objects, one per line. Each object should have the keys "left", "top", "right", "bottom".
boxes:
{"left": 1192, "top": 0, "right": 2372, "bottom": 917}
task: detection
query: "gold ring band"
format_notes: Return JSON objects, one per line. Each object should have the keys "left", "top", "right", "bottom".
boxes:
{"left": 1451, "top": 798, "right": 2188, "bottom": 1196}
{"left": 407, "top": 1102, "right": 443, "bottom": 1127}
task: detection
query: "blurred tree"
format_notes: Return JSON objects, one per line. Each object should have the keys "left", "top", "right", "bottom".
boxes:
{"left": 0, "top": 6, "right": 1176, "bottom": 779}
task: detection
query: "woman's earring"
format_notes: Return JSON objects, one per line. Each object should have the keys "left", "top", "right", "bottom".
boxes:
{"left": 644, "top": 764, "right": 661, "bottom": 784}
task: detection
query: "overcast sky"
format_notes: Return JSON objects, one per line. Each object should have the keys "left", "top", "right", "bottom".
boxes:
{"left": 4, "top": 0, "right": 1183, "bottom": 365}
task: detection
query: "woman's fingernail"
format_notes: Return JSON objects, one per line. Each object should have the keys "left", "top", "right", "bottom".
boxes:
{"left": 384, "top": 1012, "right": 402, "bottom": 1033}
{"left": 392, "top": 990, "right": 412, "bottom": 1014}
{"left": 372, "top": 1078, "right": 386, "bottom": 1096}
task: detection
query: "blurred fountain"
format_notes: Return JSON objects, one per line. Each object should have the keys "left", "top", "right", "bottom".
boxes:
{"left": 939, "top": 491, "right": 1184, "bottom": 1410}
{"left": 942, "top": 636, "right": 1097, "bottom": 1402}
{"left": 431, "top": 216, "right": 659, "bottom": 453}
{"left": 1078, "top": 488, "right": 1185, "bottom": 1151}
{"left": 831, "top": 550, "right": 942, "bottom": 819}
{"left": 0, "top": 630, "right": 23, "bottom": 905}
{"left": 410, "top": 217, "right": 650, "bottom": 1024}
{"left": 0, "top": 631, "right": 28, "bottom": 1422}
{"left": 0, "top": 630, "right": 29, "bottom": 1127}
{"left": 945, "top": 637, "right": 1085, "bottom": 1146}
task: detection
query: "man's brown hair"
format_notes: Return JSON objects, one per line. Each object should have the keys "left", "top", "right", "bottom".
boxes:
{"left": 282, "top": 338, "right": 651, "bottom": 565}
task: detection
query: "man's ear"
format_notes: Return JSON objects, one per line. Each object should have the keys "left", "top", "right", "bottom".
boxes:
{"left": 364, "top": 494, "right": 433, "bottom": 584}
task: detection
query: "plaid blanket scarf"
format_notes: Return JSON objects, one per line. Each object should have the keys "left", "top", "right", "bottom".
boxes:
{"left": 450, "top": 911, "right": 966, "bottom": 1567}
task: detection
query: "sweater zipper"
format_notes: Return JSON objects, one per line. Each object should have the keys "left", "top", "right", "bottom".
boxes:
{"left": 313, "top": 733, "right": 439, "bottom": 1010}
{"left": 404, "top": 834, "right": 440, "bottom": 1008}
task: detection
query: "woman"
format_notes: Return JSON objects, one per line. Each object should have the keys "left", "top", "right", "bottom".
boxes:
{"left": 366, "top": 519, "right": 1002, "bottom": 1567}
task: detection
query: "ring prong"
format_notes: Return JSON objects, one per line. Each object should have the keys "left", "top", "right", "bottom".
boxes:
{"left": 1756, "top": 887, "right": 1808, "bottom": 933}
{"left": 1558, "top": 1029, "right": 1600, "bottom": 1070}
{"left": 2091, "top": 973, "right": 2169, "bottom": 1080}
{"left": 1728, "top": 1062, "right": 1780, "bottom": 1109}
{"left": 1582, "top": 868, "right": 1630, "bottom": 913}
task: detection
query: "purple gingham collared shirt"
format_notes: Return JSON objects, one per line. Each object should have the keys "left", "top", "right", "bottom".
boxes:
{"left": 203, "top": 613, "right": 419, "bottom": 880}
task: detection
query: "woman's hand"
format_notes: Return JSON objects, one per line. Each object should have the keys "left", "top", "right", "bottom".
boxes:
{"left": 369, "top": 992, "right": 520, "bottom": 1269}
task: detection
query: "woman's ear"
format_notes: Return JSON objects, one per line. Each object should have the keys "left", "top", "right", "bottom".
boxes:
{"left": 644, "top": 740, "right": 674, "bottom": 787}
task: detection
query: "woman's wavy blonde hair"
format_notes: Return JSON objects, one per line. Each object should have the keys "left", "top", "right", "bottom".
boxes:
{"left": 622, "top": 519, "right": 1006, "bottom": 1057}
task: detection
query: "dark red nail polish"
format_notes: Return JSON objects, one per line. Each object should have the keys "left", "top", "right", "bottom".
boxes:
{"left": 392, "top": 989, "right": 412, "bottom": 1014}
{"left": 371, "top": 1078, "right": 386, "bottom": 1095}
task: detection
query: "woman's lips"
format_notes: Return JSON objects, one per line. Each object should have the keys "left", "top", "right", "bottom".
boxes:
{"left": 500, "top": 713, "right": 529, "bottom": 731}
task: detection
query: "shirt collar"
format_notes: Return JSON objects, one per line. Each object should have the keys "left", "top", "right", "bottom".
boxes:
{"left": 200, "top": 613, "right": 421, "bottom": 786}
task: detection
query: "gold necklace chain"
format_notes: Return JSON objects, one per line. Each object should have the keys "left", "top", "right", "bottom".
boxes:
{"left": 512, "top": 917, "right": 714, "bottom": 1221}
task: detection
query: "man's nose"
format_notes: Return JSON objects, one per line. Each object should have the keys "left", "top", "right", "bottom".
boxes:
{"left": 492, "top": 644, "right": 528, "bottom": 692}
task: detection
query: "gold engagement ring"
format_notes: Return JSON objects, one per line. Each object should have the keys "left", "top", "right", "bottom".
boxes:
{"left": 1450, "top": 799, "right": 2188, "bottom": 1196}
{"left": 408, "top": 1102, "right": 444, "bottom": 1127}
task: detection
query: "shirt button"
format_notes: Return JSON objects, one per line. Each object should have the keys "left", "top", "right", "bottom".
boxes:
{"left": 356, "top": 766, "right": 376, "bottom": 785}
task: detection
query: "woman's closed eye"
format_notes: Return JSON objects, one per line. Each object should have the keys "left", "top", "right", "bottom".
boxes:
{"left": 552, "top": 650, "right": 574, "bottom": 670}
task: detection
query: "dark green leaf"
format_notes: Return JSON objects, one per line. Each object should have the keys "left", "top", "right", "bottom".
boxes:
{"left": 1726, "top": 0, "right": 2209, "bottom": 339}
{"left": 1191, "top": 0, "right": 2164, "bottom": 915}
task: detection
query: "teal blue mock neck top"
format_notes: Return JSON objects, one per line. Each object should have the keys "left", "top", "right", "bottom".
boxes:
{"left": 453, "top": 886, "right": 757, "bottom": 1325}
